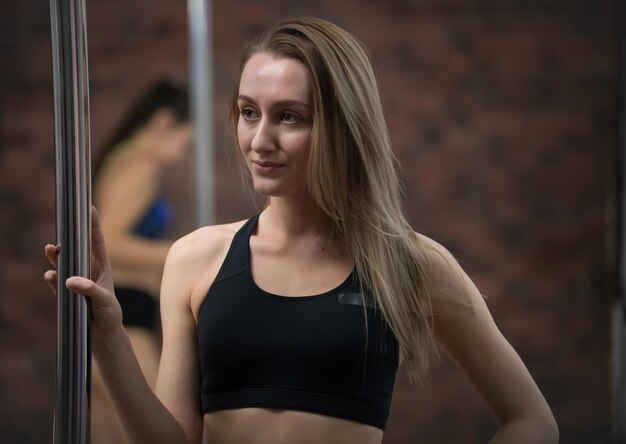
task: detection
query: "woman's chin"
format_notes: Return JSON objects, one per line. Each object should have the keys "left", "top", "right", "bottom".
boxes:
{"left": 253, "top": 186, "right": 287, "bottom": 197}
{"left": 251, "top": 181, "right": 305, "bottom": 199}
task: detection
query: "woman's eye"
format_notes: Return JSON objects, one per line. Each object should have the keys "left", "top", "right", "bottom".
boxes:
{"left": 281, "top": 112, "right": 299, "bottom": 124}
{"left": 240, "top": 108, "right": 258, "bottom": 120}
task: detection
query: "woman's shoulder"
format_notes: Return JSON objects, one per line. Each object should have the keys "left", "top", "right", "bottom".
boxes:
{"left": 173, "top": 218, "right": 255, "bottom": 316}
{"left": 414, "top": 231, "right": 456, "bottom": 271}
{"left": 161, "top": 218, "right": 252, "bottom": 310}
{"left": 168, "top": 218, "right": 250, "bottom": 265}
{"left": 413, "top": 231, "right": 479, "bottom": 308}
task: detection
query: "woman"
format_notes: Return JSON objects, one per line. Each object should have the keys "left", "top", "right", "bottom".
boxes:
{"left": 90, "top": 81, "right": 191, "bottom": 443}
{"left": 45, "top": 17, "right": 558, "bottom": 444}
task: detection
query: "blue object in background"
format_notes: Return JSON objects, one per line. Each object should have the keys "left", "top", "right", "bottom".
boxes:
{"left": 132, "top": 198, "right": 173, "bottom": 239}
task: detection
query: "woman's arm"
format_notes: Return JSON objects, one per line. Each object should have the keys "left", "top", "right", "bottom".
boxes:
{"left": 91, "top": 319, "right": 193, "bottom": 444}
{"left": 153, "top": 235, "right": 206, "bottom": 443}
{"left": 420, "top": 235, "right": 559, "bottom": 443}
{"left": 45, "top": 208, "right": 201, "bottom": 444}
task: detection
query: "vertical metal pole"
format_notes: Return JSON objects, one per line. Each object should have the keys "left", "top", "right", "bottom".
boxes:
{"left": 188, "top": 0, "right": 215, "bottom": 227}
{"left": 612, "top": 301, "right": 625, "bottom": 443}
{"left": 49, "top": 0, "right": 92, "bottom": 442}
{"left": 614, "top": 33, "right": 626, "bottom": 444}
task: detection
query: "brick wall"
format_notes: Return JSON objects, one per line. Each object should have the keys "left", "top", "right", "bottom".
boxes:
{"left": 0, "top": 0, "right": 620, "bottom": 442}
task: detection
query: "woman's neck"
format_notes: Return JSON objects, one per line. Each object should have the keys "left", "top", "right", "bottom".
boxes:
{"left": 263, "top": 195, "right": 331, "bottom": 238}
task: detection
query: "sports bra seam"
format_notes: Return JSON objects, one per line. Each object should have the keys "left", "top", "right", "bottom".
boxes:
{"left": 213, "top": 267, "right": 247, "bottom": 286}
{"left": 249, "top": 271, "right": 355, "bottom": 301}
{"left": 200, "top": 387, "right": 389, "bottom": 413}
{"left": 196, "top": 215, "right": 256, "bottom": 319}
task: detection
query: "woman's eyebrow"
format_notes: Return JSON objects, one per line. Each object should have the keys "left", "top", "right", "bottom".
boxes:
{"left": 237, "top": 94, "right": 311, "bottom": 109}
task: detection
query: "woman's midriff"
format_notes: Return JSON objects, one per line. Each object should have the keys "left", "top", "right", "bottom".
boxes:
{"left": 202, "top": 408, "right": 384, "bottom": 444}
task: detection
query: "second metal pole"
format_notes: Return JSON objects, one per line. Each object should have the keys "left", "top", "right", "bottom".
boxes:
{"left": 188, "top": 0, "right": 215, "bottom": 227}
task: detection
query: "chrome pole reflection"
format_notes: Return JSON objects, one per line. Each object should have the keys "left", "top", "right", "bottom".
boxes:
{"left": 614, "top": 38, "right": 626, "bottom": 444}
{"left": 188, "top": 0, "right": 215, "bottom": 227}
{"left": 49, "top": 0, "right": 92, "bottom": 442}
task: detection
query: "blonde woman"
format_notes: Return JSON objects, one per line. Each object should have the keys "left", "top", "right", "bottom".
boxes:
{"left": 45, "top": 18, "right": 558, "bottom": 444}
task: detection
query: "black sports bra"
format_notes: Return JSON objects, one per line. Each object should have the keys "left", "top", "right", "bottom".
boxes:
{"left": 197, "top": 214, "right": 399, "bottom": 430}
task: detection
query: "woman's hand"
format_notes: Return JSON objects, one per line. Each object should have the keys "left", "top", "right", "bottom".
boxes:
{"left": 44, "top": 206, "right": 123, "bottom": 332}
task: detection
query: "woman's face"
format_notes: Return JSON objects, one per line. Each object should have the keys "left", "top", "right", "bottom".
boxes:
{"left": 137, "top": 108, "right": 192, "bottom": 166}
{"left": 236, "top": 52, "right": 313, "bottom": 197}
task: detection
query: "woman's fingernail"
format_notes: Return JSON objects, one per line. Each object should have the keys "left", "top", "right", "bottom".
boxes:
{"left": 66, "top": 277, "right": 80, "bottom": 289}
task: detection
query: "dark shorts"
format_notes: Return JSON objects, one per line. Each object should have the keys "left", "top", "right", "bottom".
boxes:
{"left": 115, "top": 286, "right": 158, "bottom": 330}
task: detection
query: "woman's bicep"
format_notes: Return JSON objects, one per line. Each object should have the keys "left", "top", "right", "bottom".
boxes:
{"left": 154, "top": 243, "right": 203, "bottom": 443}
{"left": 433, "top": 290, "right": 549, "bottom": 423}
{"left": 424, "top": 238, "right": 554, "bottom": 426}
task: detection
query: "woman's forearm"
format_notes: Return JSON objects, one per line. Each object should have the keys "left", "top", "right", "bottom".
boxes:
{"left": 92, "top": 326, "right": 190, "bottom": 444}
{"left": 489, "top": 417, "right": 559, "bottom": 444}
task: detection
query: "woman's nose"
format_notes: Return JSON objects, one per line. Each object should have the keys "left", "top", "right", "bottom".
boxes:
{"left": 250, "top": 118, "right": 276, "bottom": 152}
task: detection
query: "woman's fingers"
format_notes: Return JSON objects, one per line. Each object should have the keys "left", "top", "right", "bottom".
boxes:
{"left": 43, "top": 207, "right": 118, "bottom": 325}
{"left": 65, "top": 276, "right": 123, "bottom": 330}
{"left": 90, "top": 206, "right": 110, "bottom": 267}
{"left": 44, "top": 270, "right": 57, "bottom": 295}
{"left": 44, "top": 245, "right": 59, "bottom": 295}
{"left": 66, "top": 276, "right": 113, "bottom": 308}
{"left": 43, "top": 212, "right": 120, "bottom": 329}
{"left": 89, "top": 206, "right": 114, "bottom": 289}
{"left": 45, "top": 244, "right": 60, "bottom": 267}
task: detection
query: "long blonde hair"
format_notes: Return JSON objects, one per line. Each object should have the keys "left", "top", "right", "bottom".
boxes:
{"left": 229, "top": 17, "right": 434, "bottom": 383}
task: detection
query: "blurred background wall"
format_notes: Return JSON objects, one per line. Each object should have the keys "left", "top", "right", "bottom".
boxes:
{"left": 0, "top": 0, "right": 622, "bottom": 442}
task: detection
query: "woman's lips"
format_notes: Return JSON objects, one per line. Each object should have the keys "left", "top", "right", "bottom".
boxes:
{"left": 253, "top": 160, "right": 283, "bottom": 174}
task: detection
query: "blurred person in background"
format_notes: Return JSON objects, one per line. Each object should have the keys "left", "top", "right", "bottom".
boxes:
{"left": 90, "top": 81, "right": 192, "bottom": 443}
